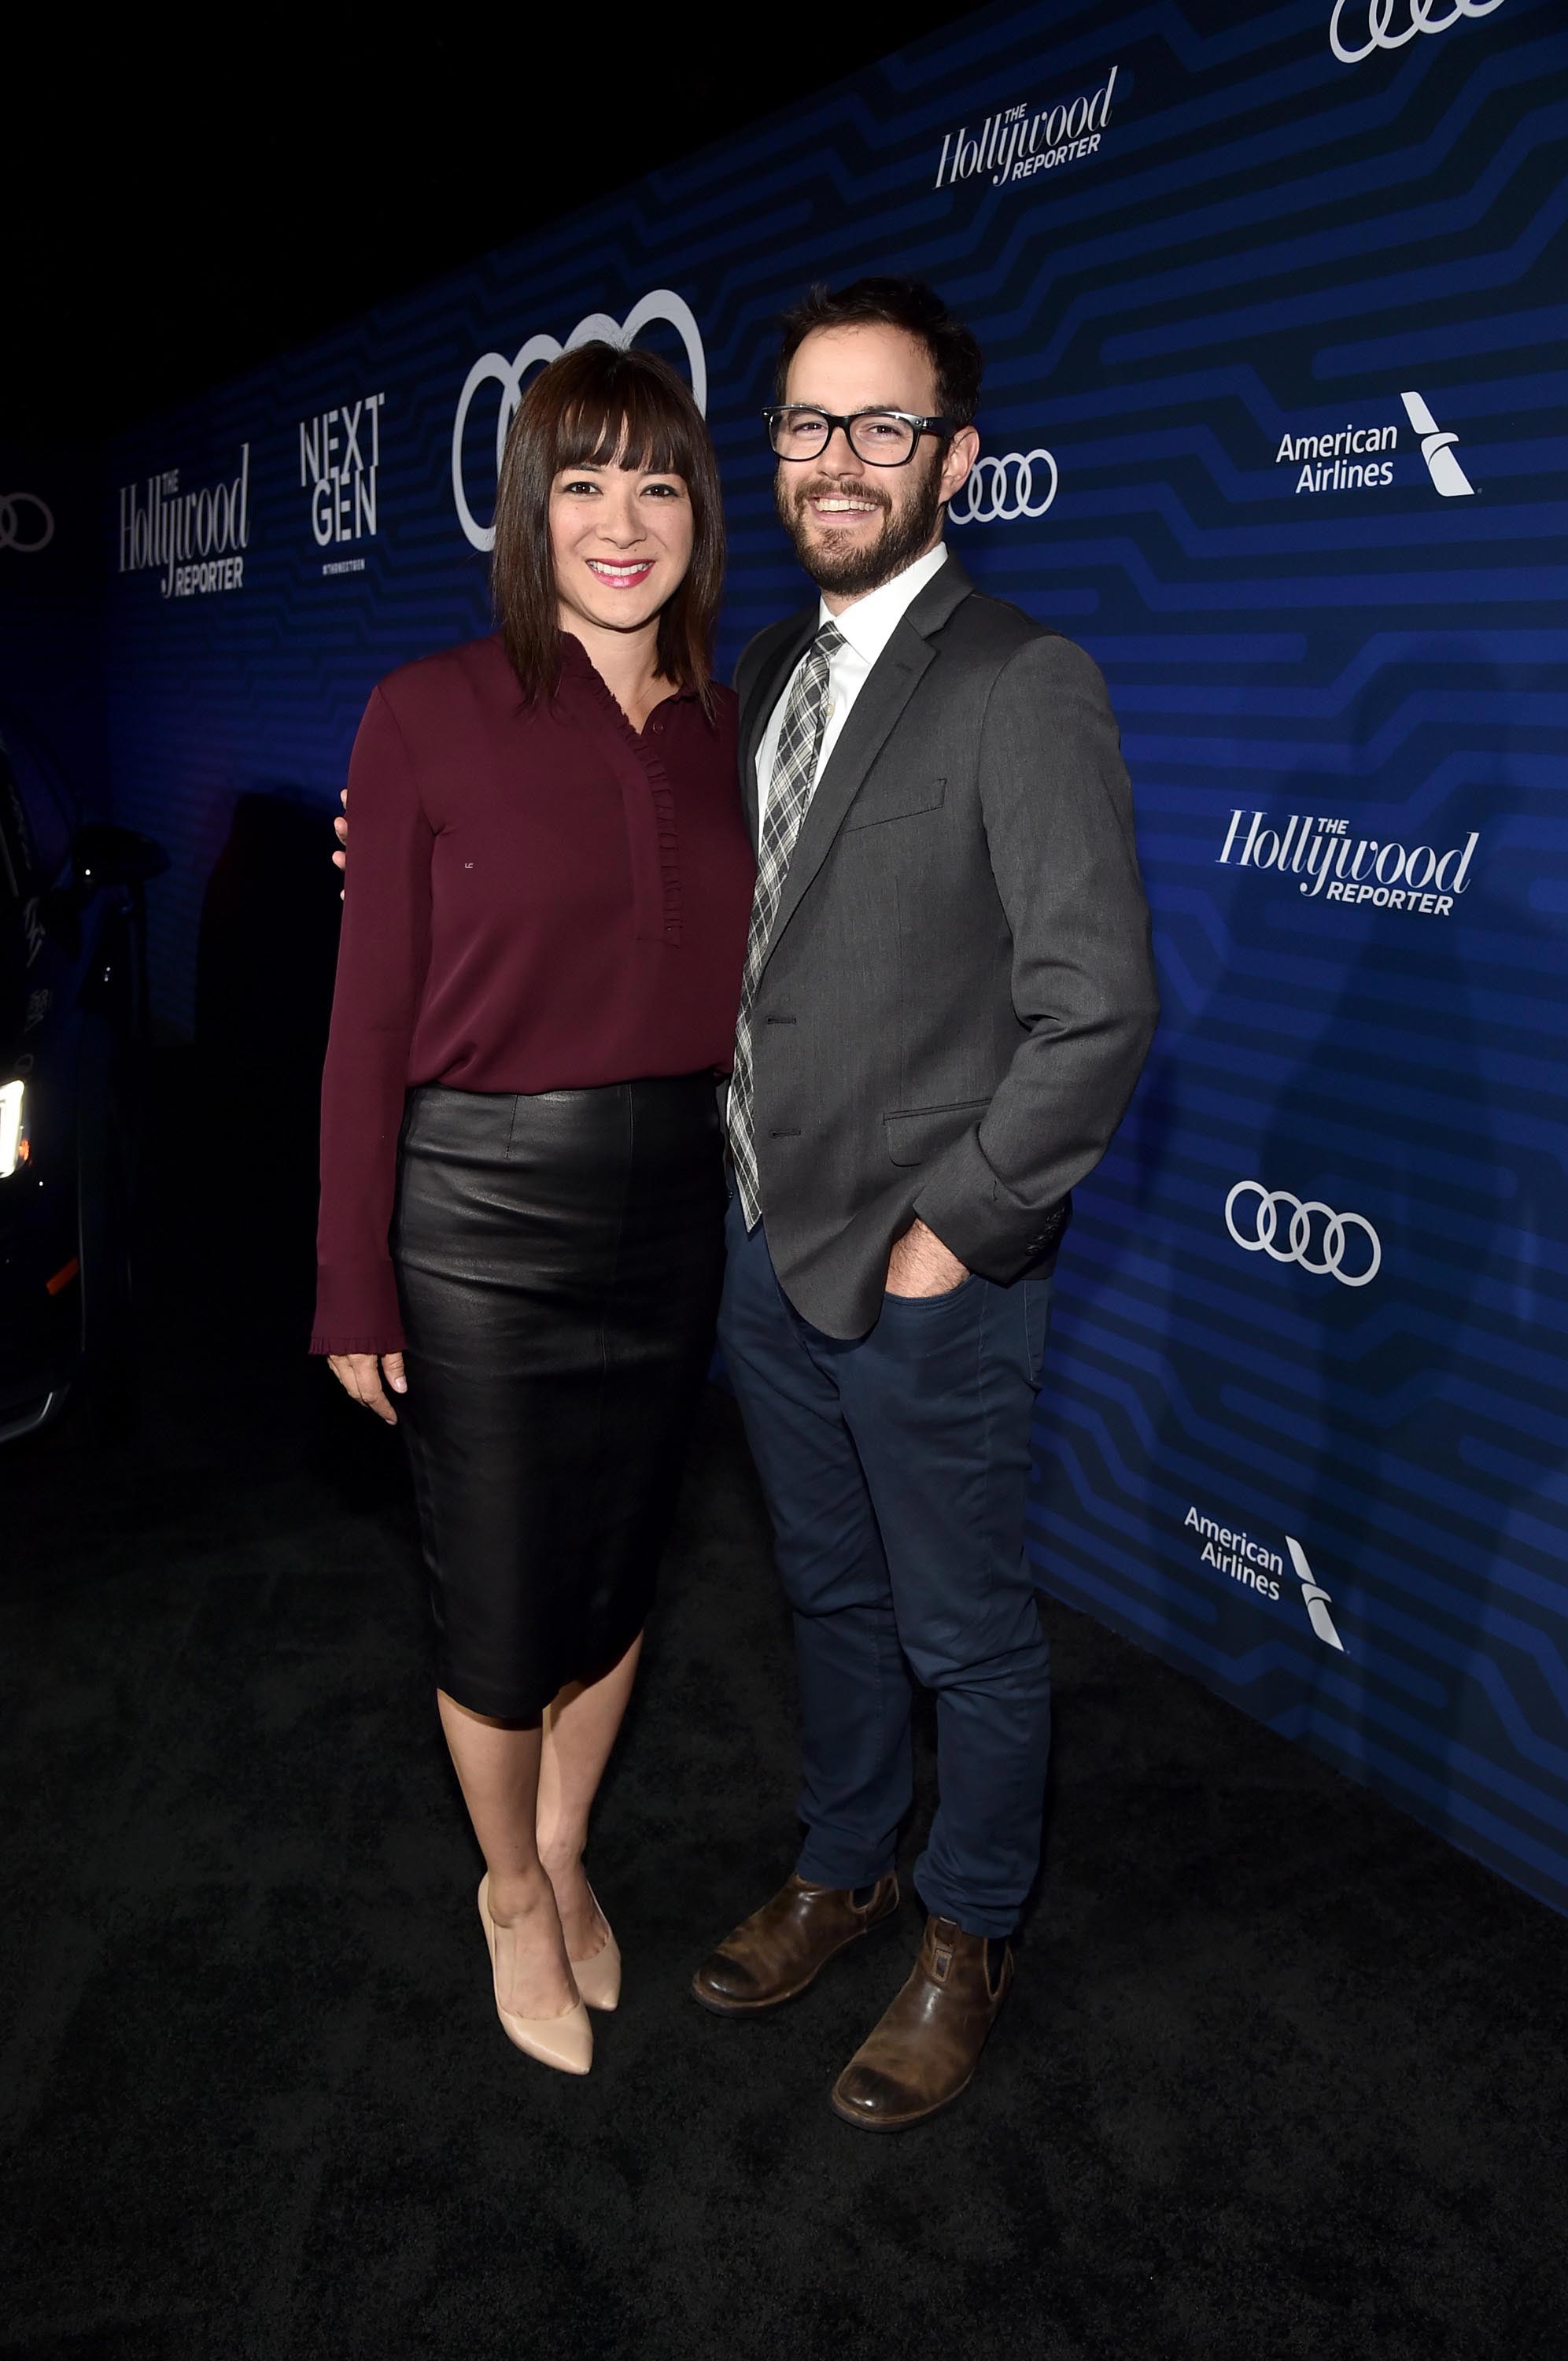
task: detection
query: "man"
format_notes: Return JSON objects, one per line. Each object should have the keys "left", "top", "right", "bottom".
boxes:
{"left": 691, "top": 277, "right": 1158, "bottom": 2129}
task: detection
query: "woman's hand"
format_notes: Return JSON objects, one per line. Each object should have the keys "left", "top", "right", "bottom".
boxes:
{"left": 327, "top": 1350, "right": 407, "bottom": 1424}
{"left": 334, "top": 787, "right": 349, "bottom": 897}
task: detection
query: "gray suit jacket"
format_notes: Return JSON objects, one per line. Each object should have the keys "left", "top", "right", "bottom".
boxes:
{"left": 735, "top": 555, "right": 1159, "bottom": 1339}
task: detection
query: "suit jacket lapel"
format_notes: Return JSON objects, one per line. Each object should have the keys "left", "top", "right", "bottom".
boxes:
{"left": 762, "top": 629, "right": 934, "bottom": 960}
{"left": 760, "top": 557, "right": 974, "bottom": 966}
{"left": 740, "top": 617, "right": 816, "bottom": 848}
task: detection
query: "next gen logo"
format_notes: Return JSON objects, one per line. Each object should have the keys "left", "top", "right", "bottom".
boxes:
{"left": 1274, "top": 391, "right": 1474, "bottom": 499}
{"left": 300, "top": 392, "right": 385, "bottom": 578}
{"left": 1183, "top": 1509, "right": 1347, "bottom": 1652}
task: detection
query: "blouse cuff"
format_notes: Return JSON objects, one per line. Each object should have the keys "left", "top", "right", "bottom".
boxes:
{"left": 311, "top": 1257, "right": 406, "bottom": 1358}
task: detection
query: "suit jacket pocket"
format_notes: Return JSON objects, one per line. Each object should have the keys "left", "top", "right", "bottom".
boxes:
{"left": 884, "top": 1097, "right": 991, "bottom": 1167}
{"left": 843, "top": 775, "right": 946, "bottom": 831}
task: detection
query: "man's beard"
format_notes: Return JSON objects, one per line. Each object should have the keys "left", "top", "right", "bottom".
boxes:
{"left": 776, "top": 456, "right": 946, "bottom": 597}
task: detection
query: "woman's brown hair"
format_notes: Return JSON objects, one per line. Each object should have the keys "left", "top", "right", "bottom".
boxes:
{"left": 490, "top": 342, "right": 725, "bottom": 708}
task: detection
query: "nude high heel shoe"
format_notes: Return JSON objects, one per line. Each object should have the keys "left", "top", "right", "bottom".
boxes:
{"left": 570, "top": 1884, "right": 622, "bottom": 2013}
{"left": 476, "top": 1875, "right": 593, "bottom": 2075}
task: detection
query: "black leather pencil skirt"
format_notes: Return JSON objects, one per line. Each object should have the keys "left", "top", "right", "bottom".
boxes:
{"left": 390, "top": 1075, "right": 725, "bottom": 1722}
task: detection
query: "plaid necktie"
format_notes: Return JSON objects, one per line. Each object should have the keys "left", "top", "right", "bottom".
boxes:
{"left": 728, "top": 620, "right": 846, "bottom": 1228}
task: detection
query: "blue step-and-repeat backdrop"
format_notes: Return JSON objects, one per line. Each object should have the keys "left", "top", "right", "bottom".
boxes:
{"left": 48, "top": 0, "right": 1568, "bottom": 1908}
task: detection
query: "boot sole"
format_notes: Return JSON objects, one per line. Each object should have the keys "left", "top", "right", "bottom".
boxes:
{"left": 828, "top": 2066, "right": 976, "bottom": 2130}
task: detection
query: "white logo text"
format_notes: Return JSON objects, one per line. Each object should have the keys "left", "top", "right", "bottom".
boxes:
{"left": 935, "top": 68, "right": 1117, "bottom": 191}
{"left": 1219, "top": 808, "right": 1478, "bottom": 916}
{"left": 1184, "top": 1506, "right": 1282, "bottom": 1601}
{"left": 300, "top": 393, "right": 385, "bottom": 564}
{"left": 117, "top": 450, "right": 250, "bottom": 598}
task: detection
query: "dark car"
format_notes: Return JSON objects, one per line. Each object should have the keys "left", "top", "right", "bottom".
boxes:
{"left": 0, "top": 710, "right": 165, "bottom": 1442}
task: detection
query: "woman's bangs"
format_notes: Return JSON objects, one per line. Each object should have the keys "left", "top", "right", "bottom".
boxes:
{"left": 555, "top": 372, "right": 695, "bottom": 479}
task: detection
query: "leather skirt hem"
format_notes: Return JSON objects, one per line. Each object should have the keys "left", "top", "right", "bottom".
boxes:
{"left": 433, "top": 1608, "right": 647, "bottom": 1727}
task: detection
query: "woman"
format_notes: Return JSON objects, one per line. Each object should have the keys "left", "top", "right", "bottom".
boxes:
{"left": 312, "top": 344, "right": 752, "bottom": 2076}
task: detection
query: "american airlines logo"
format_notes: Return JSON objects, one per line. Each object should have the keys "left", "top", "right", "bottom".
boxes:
{"left": 1183, "top": 1508, "right": 1347, "bottom": 1653}
{"left": 1273, "top": 390, "right": 1474, "bottom": 500}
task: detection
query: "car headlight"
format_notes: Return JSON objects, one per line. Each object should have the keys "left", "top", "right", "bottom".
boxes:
{"left": 0, "top": 1080, "right": 24, "bottom": 1177}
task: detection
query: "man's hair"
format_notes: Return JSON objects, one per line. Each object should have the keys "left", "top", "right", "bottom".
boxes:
{"left": 491, "top": 342, "right": 724, "bottom": 707}
{"left": 773, "top": 277, "right": 983, "bottom": 427}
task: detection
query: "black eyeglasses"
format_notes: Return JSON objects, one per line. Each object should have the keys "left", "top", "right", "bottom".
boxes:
{"left": 764, "top": 407, "right": 956, "bottom": 467}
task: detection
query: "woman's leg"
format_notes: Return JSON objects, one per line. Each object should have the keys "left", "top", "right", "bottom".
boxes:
{"left": 437, "top": 1690, "right": 578, "bottom": 2017}
{"left": 536, "top": 1630, "right": 644, "bottom": 1958}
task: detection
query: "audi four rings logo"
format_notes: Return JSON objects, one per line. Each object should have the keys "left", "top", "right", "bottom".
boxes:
{"left": 0, "top": 493, "right": 54, "bottom": 554}
{"left": 1330, "top": 0, "right": 1504, "bottom": 65}
{"left": 950, "top": 449, "right": 1058, "bottom": 527}
{"left": 452, "top": 290, "right": 707, "bottom": 553}
{"left": 1224, "top": 1183, "right": 1382, "bottom": 1287}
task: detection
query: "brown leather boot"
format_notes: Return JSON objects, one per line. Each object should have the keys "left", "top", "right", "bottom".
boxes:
{"left": 829, "top": 1914, "right": 1013, "bottom": 2130}
{"left": 691, "top": 1872, "right": 900, "bottom": 2016}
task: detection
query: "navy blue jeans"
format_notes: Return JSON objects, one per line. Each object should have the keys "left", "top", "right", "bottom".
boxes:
{"left": 718, "top": 1198, "right": 1053, "bottom": 1938}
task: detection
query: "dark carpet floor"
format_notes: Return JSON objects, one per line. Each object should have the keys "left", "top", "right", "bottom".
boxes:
{"left": 3, "top": 1057, "right": 1566, "bottom": 2361}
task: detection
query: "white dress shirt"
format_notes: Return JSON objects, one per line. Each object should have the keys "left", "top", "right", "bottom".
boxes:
{"left": 754, "top": 542, "right": 950, "bottom": 827}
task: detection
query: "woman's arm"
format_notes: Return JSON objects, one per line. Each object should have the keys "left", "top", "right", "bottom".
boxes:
{"left": 310, "top": 686, "right": 434, "bottom": 1388}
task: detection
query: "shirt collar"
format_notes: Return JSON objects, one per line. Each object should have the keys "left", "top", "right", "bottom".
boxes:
{"left": 556, "top": 629, "right": 698, "bottom": 702}
{"left": 817, "top": 542, "right": 949, "bottom": 663}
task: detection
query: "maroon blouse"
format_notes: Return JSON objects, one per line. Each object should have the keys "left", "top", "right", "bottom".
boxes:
{"left": 312, "top": 632, "right": 754, "bottom": 1356}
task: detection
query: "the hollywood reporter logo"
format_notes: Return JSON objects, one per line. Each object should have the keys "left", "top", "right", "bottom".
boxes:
{"left": 1219, "top": 808, "right": 1478, "bottom": 917}
{"left": 935, "top": 66, "right": 1117, "bottom": 190}
{"left": 118, "top": 449, "right": 249, "bottom": 598}
{"left": 1330, "top": 0, "right": 1504, "bottom": 65}
{"left": 452, "top": 291, "right": 706, "bottom": 553}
